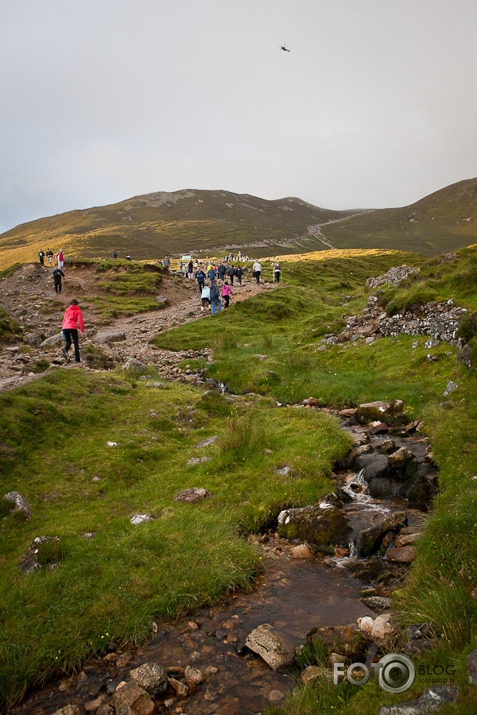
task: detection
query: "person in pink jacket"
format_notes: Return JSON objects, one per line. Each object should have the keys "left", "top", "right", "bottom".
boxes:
{"left": 221, "top": 281, "right": 234, "bottom": 308}
{"left": 61, "top": 299, "right": 84, "bottom": 363}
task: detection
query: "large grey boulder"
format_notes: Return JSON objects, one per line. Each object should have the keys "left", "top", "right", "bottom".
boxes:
{"left": 278, "top": 504, "right": 351, "bottom": 553}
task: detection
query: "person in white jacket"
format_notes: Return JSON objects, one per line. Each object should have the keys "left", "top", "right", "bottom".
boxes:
{"left": 252, "top": 260, "right": 262, "bottom": 284}
{"left": 201, "top": 285, "right": 210, "bottom": 312}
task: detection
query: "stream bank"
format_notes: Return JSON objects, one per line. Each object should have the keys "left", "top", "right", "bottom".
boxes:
{"left": 5, "top": 400, "right": 437, "bottom": 715}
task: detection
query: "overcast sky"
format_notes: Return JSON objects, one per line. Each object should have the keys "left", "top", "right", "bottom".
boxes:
{"left": 1, "top": 0, "right": 476, "bottom": 234}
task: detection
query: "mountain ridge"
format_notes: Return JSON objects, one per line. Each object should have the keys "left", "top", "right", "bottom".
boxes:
{"left": 1, "top": 178, "right": 477, "bottom": 268}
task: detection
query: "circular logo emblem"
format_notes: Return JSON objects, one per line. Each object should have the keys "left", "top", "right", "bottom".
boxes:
{"left": 378, "top": 653, "right": 415, "bottom": 693}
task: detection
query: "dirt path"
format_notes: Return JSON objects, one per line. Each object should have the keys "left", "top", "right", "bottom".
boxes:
{"left": 0, "top": 263, "right": 273, "bottom": 392}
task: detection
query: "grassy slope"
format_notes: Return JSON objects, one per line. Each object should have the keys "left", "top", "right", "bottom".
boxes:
{"left": 322, "top": 178, "right": 477, "bottom": 256}
{"left": 0, "top": 190, "right": 355, "bottom": 269}
{"left": 154, "top": 247, "right": 477, "bottom": 713}
{"left": 0, "top": 370, "right": 349, "bottom": 704}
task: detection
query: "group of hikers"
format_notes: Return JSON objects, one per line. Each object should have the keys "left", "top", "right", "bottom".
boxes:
{"left": 35, "top": 248, "right": 282, "bottom": 363}
{"left": 38, "top": 248, "right": 66, "bottom": 293}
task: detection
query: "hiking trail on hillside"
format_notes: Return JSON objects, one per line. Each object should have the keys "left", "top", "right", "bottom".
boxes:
{"left": 0, "top": 263, "right": 273, "bottom": 393}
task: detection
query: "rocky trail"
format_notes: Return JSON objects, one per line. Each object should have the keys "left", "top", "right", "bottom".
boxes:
{"left": 0, "top": 263, "right": 272, "bottom": 393}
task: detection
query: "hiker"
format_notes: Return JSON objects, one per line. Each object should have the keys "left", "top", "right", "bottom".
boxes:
{"left": 235, "top": 264, "right": 243, "bottom": 285}
{"left": 179, "top": 260, "right": 183, "bottom": 271}
{"left": 112, "top": 250, "right": 118, "bottom": 258}
{"left": 61, "top": 299, "right": 84, "bottom": 363}
{"left": 227, "top": 263, "right": 235, "bottom": 286}
{"left": 217, "top": 263, "right": 226, "bottom": 280}
{"left": 252, "top": 260, "right": 262, "bottom": 284}
{"left": 210, "top": 281, "right": 221, "bottom": 315}
{"left": 207, "top": 265, "right": 217, "bottom": 284}
{"left": 273, "top": 263, "right": 281, "bottom": 283}
{"left": 187, "top": 260, "right": 193, "bottom": 279}
{"left": 55, "top": 249, "right": 64, "bottom": 270}
{"left": 46, "top": 249, "right": 53, "bottom": 266}
{"left": 221, "top": 281, "right": 234, "bottom": 308}
{"left": 201, "top": 284, "right": 210, "bottom": 312}
{"left": 52, "top": 267, "right": 65, "bottom": 293}
{"left": 125, "top": 254, "right": 131, "bottom": 261}
{"left": 163, "top": 255, "right": 171, "bottom": 269}
{"left": 38, "top": 250, "right": 45, "bottom": 265}
{"left": 195, "top": 267, "right": 206, "bottom": 293}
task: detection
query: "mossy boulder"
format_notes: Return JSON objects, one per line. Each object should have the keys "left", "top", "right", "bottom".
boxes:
{"left": 20, "top": 536, "right": 62, "bottom": 574}
{"left": 278, "top": 504, "right": 351, "bottom": 553}
{"left": 356, "top": 400, "right": 406, "bottom": 425}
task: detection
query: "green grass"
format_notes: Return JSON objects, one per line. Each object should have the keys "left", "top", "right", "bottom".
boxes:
{"left": 1, "top": 245, "right": 477, "bottom": 711}
{"left": 151, "top": 247, "right": 477, "bottom": 713}
{"left": 0, "top": 369, "right": 348, "bottom": 704}
{"left": 382, "top": 245, "right": 477, "bottom": 314}
{"left": 0, "top": 305, "right": 22, "bottom": 342}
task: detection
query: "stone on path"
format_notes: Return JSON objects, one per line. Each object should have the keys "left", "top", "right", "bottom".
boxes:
{"left": 95, "top": 331, "right": 126, "bottom": 344}
{"left": 112, "top": 681, "right": 155, "bottom": 715}
{"left": 129, "top": 662, "right": 167, "bottom": 695}
{"left": 245, "top": 624, "right": 293, "bottom": 670}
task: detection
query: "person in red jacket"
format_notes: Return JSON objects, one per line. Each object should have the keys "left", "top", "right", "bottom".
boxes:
{"left": 61, "top": 299, "right": 84, "bottom": 363}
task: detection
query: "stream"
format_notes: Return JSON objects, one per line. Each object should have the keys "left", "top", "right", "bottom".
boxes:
{"left": 5, "top": 410, "right": 436, "bottom": 715}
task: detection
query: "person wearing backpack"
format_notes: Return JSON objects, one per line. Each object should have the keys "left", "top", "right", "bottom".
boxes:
{"left": 273, "top": 263, "right": 281, "bottom": 283}
{"left": 210, "top": 281, "right": 222, "bottom": 314}
{"left": 235, "top": 264, "right": 243, "bottom": 285}
{"left": 61, "top": 299, "right": 85, "bottom": 363}
{"left": 52, "top": 267, "right": 65, "bottom": 293}
{"left": 195, "top": 268, "right": 206, "bottom": 293}
{"left": 227, "top": 264, "right": 235, "bottom": 286}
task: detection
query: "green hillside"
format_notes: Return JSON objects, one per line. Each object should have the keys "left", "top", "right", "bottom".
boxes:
{"left": 322, "top": 177, "right": 477, "bottom": 256}
{"left": 0, "top": 190, "right": 357, "bottom": 269}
